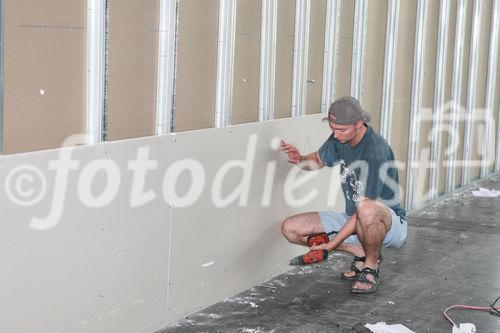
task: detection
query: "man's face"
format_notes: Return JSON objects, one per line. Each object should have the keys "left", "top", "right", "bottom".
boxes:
{"left": 328, "top": 120, "right": 359, "bottom": 144}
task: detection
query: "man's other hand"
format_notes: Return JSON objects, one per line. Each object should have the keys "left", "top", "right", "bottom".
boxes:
{"left": 280, "top": 140, "right": 302, "bottom": 164}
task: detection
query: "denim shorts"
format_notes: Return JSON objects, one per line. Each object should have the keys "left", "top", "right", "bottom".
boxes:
{"left": 318, "top": 208, "right": 407, "bottom": 248}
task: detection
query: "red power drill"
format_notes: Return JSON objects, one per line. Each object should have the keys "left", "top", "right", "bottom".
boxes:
{"left": 289, "top": 233, "right": 330, "bottom": 266}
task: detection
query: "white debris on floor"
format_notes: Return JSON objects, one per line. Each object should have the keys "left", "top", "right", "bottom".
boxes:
{"left": 365, "top": 322, "right": 415, "bottom": 333}
{"left": 452, "top": 323, "right": 476, "bottom": 333}
{"left": 471, "top": 187, "right": 500, "bottom": 197}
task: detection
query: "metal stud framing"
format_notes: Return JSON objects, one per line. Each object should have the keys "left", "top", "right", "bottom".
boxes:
{"left": 445, "top": 0, "right": 467, "bottom": 193}
{"left": 405, "top": 0, "right": 428, "bottom": 210}
{"left": 321, "top": 0, "right": 341, "bottom": 114}
{"left": 379, "top": 0, "right": 400, "bottom": 142}
{"left": 215, "top": 0, "right": 237, "bottom": 127}
{"left": 86, "top": 0, "right": 106, "bottom": 144}
{"left": 156, "top": 0, "right": 178, "bottom": 135}
{"left": 461, "top": 0, "right": 482, "bottom": 186}
{"left": 0, "top": 0, "right": 4, "bottom": 153}
{"left": 291, "top": 0, "right": 311, "bottom": 117}
{"left": 428, "top": 0, "right": 451, "bottom": 200}
{"left": 485, "top": 0, "right": 500, "bottom": 173}
{"left": 350, "top": 0, "right": 368, "bottom": 100}
{"left": 259, "top": 0, "right": 278, "bottom": 121}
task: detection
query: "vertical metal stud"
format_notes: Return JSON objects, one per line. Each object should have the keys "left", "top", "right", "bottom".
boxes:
{"left": 379, "top": 0, "right": 400, "bottom": 142}
{"left": 350, "top": 0, "right": 368, "bottom": 100}
{"left": 321, "top": 0, "right": 341, "bottom": 114}
{"left": 259, "top": 0, "right": 278, "bottom": 121}
{"left": 86, "top": 0, "right": 106, "bottom": 144}
{"left": 215, "top": 0, "right": 237, "bottom": 127}
{"left": 462, "top": 0, "right": 482, "bottom": 185}
{"left": 445, "top": 0, "right": 467, "bottom": 193}
{"left": 405, "top": 0, "right": 428, "bottom": 210}
{"left": 156, "top": 0, "right": 178, "bottom": 135}
{"left": 291, "top": 0, "right": 311, "bottom": 117}
{"left": 428, "top": 0, "right": 451, "bottom": 200}
{"left": 485, "top": 0, "right": 500, "bottom": 173}
{"left": 0, "top": 0, "right": 4, "bottom": 153}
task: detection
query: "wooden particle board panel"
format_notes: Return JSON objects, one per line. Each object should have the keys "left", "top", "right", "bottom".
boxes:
{"left": 106, "top": 0, "right": 160, "bottom": 141}
{"left": 305, "top": 0, "right": 326, "bottom": 115}
{"left": 232, "top": 0, "right": 261, "bottom": 125}
{"left": 2, "top": 0, "right": 86, "bottom": 154}
{"left": 274, "top": 0, "right": 295, "bottom": 119}
{"left": 174, "top": 0, "right": 219, "bottom": 131}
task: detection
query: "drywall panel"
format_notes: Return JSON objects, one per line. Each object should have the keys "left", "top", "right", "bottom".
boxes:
{"left": 455, "top": 2, "right": 474, "bottom": 187}
{"left": 106, "top": 0, "right": 160, "bottom": 141}
{"left": 470, "top": 0, "right": 493, "bottom": 179}
{"left": 363, "top": 0, "right": 388, "bottom": 132}
{"left": 175, "top": 0, "right": 219, "bottom": 131}
{"left": 305, "top": 0, "right": 327, "bottom": 115}
{"left": 414, "top": 0, "right": 439, "bottom": 206}
{"left": 0, "top": 136, "right": 173, "bottom": 333}
{"left": 439, "top": 0, "right": 458, "bottom": 195}
{"left": 232, "top": 0, "right": 261, "bottom": 125}
{"left": 3, "top": 0, "right": 86, "bottom": 154}
{"left": 0, "top": 114, "right": 344, "bottom": 331}
{"left": 167, "top": 114, "right": 344, "bottom": 321}
{"left": 391, "top": 0, "right": 417, "bottom": 207}
{"left": 335, "top": 0, "right": 354, "bottom": 98}
{"left": 274, "top": 0, "right": 295, "bottom": 119}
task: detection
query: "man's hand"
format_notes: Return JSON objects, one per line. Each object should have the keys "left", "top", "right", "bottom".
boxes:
{"left": 310, "top": 241, "right": 335, "bottom": 252}
{"left": 280, "top": 140, "right": 302, "bottom": 164}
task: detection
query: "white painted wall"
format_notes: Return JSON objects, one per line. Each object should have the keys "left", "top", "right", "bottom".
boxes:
{"left": 0, "top": 114, "right": 344, "bottom": 332}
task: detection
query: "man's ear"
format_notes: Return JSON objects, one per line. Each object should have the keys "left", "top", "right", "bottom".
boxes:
{"left": 355, "top": 120, "right": 363, "bottom": 129}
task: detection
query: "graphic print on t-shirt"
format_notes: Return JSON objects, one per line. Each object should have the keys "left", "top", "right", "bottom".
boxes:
{"left": 339, "top": 159, "right": 363, "bottom": 204}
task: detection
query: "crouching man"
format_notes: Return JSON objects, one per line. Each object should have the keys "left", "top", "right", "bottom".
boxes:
{"left": 281, "top": 97, "right": 407, "bottom": 294}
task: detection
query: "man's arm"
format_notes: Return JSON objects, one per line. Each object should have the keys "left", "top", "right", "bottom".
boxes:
{"left": 280, "top": 140, "right": 324, "bottom": 170}
{"left": 311, "top": 213, "right": 357, "bottom": 252}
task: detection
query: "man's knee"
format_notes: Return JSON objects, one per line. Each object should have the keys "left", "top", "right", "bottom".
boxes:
{"left": 281, "top": 216, "right": 295, "bottom": 237}
{"left": 356, "top": 199, "right": 380, "bottom": 226}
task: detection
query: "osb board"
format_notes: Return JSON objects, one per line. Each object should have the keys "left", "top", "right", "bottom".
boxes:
{"left": 414, "top": 0, "right": 438, "bottom": 207}
{"left": 232, "top": 0, "right": 261, "bottom": 125}
{"left": 305, "top": 0, "right": 326, "bottom": 115}
{"left": 363, "top": 0, "right": 388, "bottom": 133}
{"left": 2, "top": 0, "right": 86, "bottom": 154}
{"left": 335, "top": 0, "right": 354, "bottom": 98}
{"left": 174, "top": 0, "right": 219, "bottom": 131}
{"left": 391, "top": 0, "right": 417, "bottom": 207}
{"left": 106, "top": 0, "right": 160, "bottom": 141}
{"left": 274, "top": 0, "right": 295, "bottom": 119}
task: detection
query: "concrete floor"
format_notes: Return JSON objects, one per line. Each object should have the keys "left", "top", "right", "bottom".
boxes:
{"left": 159, "top": 176, "right": 500, "bottom": 332}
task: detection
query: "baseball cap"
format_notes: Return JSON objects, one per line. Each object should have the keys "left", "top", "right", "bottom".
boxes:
{"left": 326, "top": 96, "right": 371, "bottom": 125}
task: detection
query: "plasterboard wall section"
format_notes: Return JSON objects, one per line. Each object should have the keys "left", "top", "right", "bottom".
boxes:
{"left": 391, "top": 0, "right": 417, "bottom": 207}
{"left": 106, "top": 0, "right": 160, "bottom": 141}
{"left": 0, "top": 114, "right": 343, "bottom": 331}
{"left": 174, "top": 0, "right": 218, "bottom": 131}
{"left": 470, "top": 0, "right": 493, "bottom": 179}
{"left": 274, "top": 0, "right": 295, "bottom": 119}
{"left": 305, "top": 0, "right": 326, "bottom": 115}
{"left": 232, "top": 0, "right": 261, "bottom": 125}
{"left": 3, "top": 0, "right": 86, "bottom": 154}
{"left": 413, "top": 0, "right": 438, "bottom": 207}
{"left": 363, "top": 0, "right": 388, "bottom": 133}
{"left": 335, "top": 0, "right": 355, "bottom": 98}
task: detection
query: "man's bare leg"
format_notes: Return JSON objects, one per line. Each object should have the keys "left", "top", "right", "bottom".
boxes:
{"left": 352, "top": 199, "right": 392, "bottom": 291}
{"left": 282, "top": 213, "right": 365, "bottom": 258}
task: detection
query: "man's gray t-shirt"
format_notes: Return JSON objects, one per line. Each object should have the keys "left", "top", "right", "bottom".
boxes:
{"left": 318, "top": 125, "right": 406, "bottom": 221}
